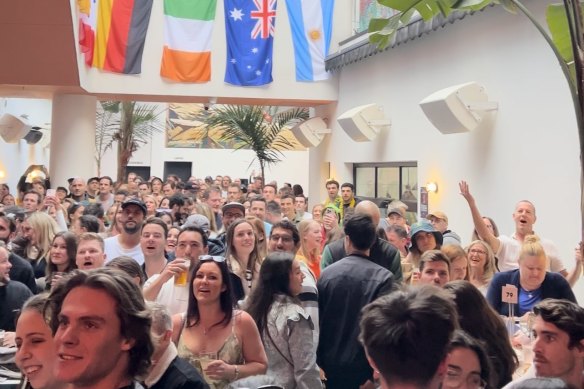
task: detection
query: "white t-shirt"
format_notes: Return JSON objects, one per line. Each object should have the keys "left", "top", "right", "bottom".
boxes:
{"left": 143, "top": 274, "right": 189, "bottom": 315}
{"left": 497, "top": 234, "right": 565, "bottom": 273}
{"left": 104, "top": 236, "right": 144, "bottom": 265}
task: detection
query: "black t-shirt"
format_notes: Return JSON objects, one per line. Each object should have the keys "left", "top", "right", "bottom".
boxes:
{"left": 0, "top": 281, "right": 33, "bottom": 331}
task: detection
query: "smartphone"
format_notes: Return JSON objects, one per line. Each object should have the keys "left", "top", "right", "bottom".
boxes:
{"left": 46, "top": 189, "right": 56, "bottom": 197}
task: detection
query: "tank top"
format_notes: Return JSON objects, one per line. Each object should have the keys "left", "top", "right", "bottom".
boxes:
{"left": 177, "top": 314, "right": 244, "bottom": 389}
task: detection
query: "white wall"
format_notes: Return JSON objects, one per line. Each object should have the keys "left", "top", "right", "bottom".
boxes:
{"left": 0, "top": 98, "right": 51, "bottom": 190}
{"left": 71, "top": 0, "right": 349, "bottom": 104}
{"left": 317, "top": 2, "right": 582, "bottom": 277}
{"left": 98, "top": 102, "right": 311, "bottom": 195}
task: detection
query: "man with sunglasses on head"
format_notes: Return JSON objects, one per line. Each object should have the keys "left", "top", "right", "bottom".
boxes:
{"left": 144, "top": 225, "right": 209, "bottom": 315}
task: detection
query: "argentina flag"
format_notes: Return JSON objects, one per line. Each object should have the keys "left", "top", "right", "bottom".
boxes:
{"left": 224, "top": 0, "right": 277, "bottom": 86}
{"left": 285, "top": 0, "right": 334, "bottom": 82}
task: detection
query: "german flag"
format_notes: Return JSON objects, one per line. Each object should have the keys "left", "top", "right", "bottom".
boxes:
{"left": 90, "top": 0, "right": 153, "bottom": 74}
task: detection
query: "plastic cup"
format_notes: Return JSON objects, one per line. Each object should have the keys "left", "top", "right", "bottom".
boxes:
{"left": 198, "top": 352, "right": 218, "bottom": 383}
{"left": 174, "top": 259, "right": 189, "bottom": 286}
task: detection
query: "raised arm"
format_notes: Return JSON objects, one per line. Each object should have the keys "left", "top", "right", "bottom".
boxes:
{"left": 459, "top": 181, "right": 501, "bottom": 253}
{"left": 565, "top": 242, "right": 584, "bottom": 287}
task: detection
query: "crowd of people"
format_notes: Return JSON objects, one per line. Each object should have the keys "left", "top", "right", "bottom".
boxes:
{"left": 0, "top": 171, "right": 583, "bottom": 389}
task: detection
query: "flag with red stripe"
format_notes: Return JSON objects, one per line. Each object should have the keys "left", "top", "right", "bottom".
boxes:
{"left": 83, "top": 0, "right": 153, "bottom": 74}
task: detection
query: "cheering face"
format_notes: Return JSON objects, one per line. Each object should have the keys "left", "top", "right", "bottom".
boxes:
{"left": 193, "top": 261, "right": 226, "bottom": 303}
{"left": 15, "top": 310, "right": 61, "bottom": 389}
{"left": 54, "top": 287, "right": 134, "bottom": 387}
{"left": 75, "top": 240, "right": 106, "bottom": 270}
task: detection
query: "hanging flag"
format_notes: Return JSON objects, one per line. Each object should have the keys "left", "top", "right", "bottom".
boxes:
{"left": 224, "top": 0, "right": 277, "bottom": 86}
{"left": 285, "top": 0, "right": 334, "bottom": 82}
{"left": 91, "top": 0, "right": 153, "bottom": 74}
{"left": 161, "top": 0, "right": 217, "bottom": 82}
{"left": 77, "top": 0, "right": 98, "bottom": 66}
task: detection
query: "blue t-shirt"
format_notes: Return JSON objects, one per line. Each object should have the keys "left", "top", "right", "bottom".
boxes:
{"left": 519, "top": 286, "right": 542, "bottom": 316}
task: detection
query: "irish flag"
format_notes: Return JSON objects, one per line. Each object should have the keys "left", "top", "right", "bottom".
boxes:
{"left": 161, "top": 0, "right": 217, "bottom": 82}
{"left": 90, "top": 0, "right": 153, "bottom": 74}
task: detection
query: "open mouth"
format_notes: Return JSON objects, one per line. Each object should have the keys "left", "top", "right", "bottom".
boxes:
{"left": 83, "top": 261, "right": 93, "bottom": 267}
{"left": 23, "top": 365, "right": 41, "bottom": 375}
{"left": 59, "top": 353, "right": 82, "bottom": 361}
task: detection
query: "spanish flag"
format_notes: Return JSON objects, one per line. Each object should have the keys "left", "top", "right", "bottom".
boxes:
{"left": 88, "top": 0, "right": 153, "bottom": 74}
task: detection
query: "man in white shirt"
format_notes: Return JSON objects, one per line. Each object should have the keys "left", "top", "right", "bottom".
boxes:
{"left": 143, "top": 225, "right": 208, "bottom": 315}
{"left": 459, "top": 181, "right": 581, "bottom": 285}
{"left": 104, "top": 198, "right": 145, "bottom": 265}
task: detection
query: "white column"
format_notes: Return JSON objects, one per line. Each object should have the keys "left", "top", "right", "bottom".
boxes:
{"left": 50, "top": 94, "right": 97, "bottom": 188}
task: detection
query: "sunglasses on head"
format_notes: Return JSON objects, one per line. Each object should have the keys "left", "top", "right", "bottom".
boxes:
{"left": 199, "top": 255, "right": 226, "bottom": 263}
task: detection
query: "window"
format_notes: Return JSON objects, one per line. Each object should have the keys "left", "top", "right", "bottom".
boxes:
{"left": 354, "top": 162, "right": 418, "bottom": 217}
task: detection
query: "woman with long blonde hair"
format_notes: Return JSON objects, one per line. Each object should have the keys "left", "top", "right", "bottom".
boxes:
{"left": 18, "top": 212, "right": 60, "bottom": 280}
{"left": 297, "top": 219, "right": 323, "bottom": 279}
{"left": 466, "top": 240, "right": 497, "bottom": 294}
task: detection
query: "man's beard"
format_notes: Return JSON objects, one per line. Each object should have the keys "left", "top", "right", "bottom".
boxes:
{"left": 123, "top": 222, "right": 140, "bottom": 235}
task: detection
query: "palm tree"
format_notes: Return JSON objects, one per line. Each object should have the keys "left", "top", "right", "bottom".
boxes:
{"left": 201, "top": 105, "right": 309, "bottom": 181}
{"left": 95, "top": 101, "right": 165, "bottom": 184}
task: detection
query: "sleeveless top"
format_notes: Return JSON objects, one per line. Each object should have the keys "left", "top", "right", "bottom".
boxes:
{"left": 177, "top": 314, "right": 244, "bottom": 389}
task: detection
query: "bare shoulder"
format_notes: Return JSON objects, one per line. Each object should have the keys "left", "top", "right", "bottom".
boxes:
{"left": 233, "top": 310, "right": 259, "bottom": 333}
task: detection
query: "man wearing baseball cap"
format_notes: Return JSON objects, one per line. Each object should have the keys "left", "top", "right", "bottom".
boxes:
{"left": 217, "top": 202, "right": 246, "bottom": 247}
{"left": 104, "top": 198, "right": 147, "bottom": 265}
{"left": 427, "top": 211, "right": 461, "bottom": 246}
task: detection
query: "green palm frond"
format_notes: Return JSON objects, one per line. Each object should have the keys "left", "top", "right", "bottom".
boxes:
{"left": 200, "top": 104, "right": 308, "bottom": 175}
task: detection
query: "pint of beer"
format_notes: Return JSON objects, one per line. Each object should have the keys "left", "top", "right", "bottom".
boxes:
{"left": 174, "top": 260, "right": 189, "bottom": 286}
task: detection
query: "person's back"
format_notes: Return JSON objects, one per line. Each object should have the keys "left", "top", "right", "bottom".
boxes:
{"left": 317, "top": 214, "right": 395, "bottom": 388}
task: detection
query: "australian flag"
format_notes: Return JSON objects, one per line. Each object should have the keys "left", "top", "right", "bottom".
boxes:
{"left": 224, "top": 0, "right": 277, "bottom": 86}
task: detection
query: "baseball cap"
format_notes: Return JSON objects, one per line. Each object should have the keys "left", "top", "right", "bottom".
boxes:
{"left": 184, "top": 214, "right": 210, "bottom": 233}
{"left": 222, "top": 202, "right": 245, "bottom": 215}
{"left": 387, "top": 207, "right": 405, "bottom": 218}
{"left": 427, "top": 211, "right": 448, "bottom": 223}
{"left": 121, "top": 198, "right": 147, "bottom": 215}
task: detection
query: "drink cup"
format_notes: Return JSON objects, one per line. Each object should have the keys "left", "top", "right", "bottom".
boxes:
{"left": 410, "top": 268, "right": 421, "bottom": 285}
{"left": 198, "top": 352, "right": 218, "bottom": 383}
{"left": 174, "top": 260, "right": 189, "bottom": 286}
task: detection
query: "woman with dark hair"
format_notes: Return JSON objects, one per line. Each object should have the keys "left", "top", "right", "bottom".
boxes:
{"left": 403, "top": 220, "right": 443, "bottom": 283}
{"left": 150, "top": 176, "right": 164, "bottom": 201}
{"left": 172, "top": 256, "right": 267, "bottom": 388}
{"left": 106, "top": 255, "right": 146, "bottom": 286}
{"left": 443, "top": 330, "right": 493, "bottom": 389}
{"left": 45, "top": 231, "right": 77, "bottom": 290}
{"left": 471, "top": 216, "right": 500, "bottom": 242}
{"left": 66, "top": 203, "right": 84, "bottom": 230}
{"left": 15, "top": 294, "right": 66, "bottom": 389}
{"left": 245, "top": 252, "right": 322, "bottom": 389}
{"left": 225, "top": 219, "right": 263, "bottom": 302}
{"left": 444, "top": 281, "right": 518, "bottom": 388}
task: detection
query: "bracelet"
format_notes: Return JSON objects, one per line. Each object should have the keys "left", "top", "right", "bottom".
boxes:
{"left": 233, "top": 364, "right": 240, "bottom": 381}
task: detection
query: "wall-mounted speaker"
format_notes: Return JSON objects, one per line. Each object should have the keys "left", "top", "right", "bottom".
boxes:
{"left": 0, "top": 113, "right": 32, "bottom": 143}
{"left": 337, "top": 103, "right": 390, "bottom": 142}
{"left": 419, "top": 82, "right": 498, "bottom": 134}
{"left": 24, "top": 128, "right": 43, "bottom": 144}
{"left": 291, "top": 117, "right": 331, "bottom": 148}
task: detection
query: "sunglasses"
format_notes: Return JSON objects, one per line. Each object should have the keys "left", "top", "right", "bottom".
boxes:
{"left": 198, "top": 255, "right": 226, "bottom": 263}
